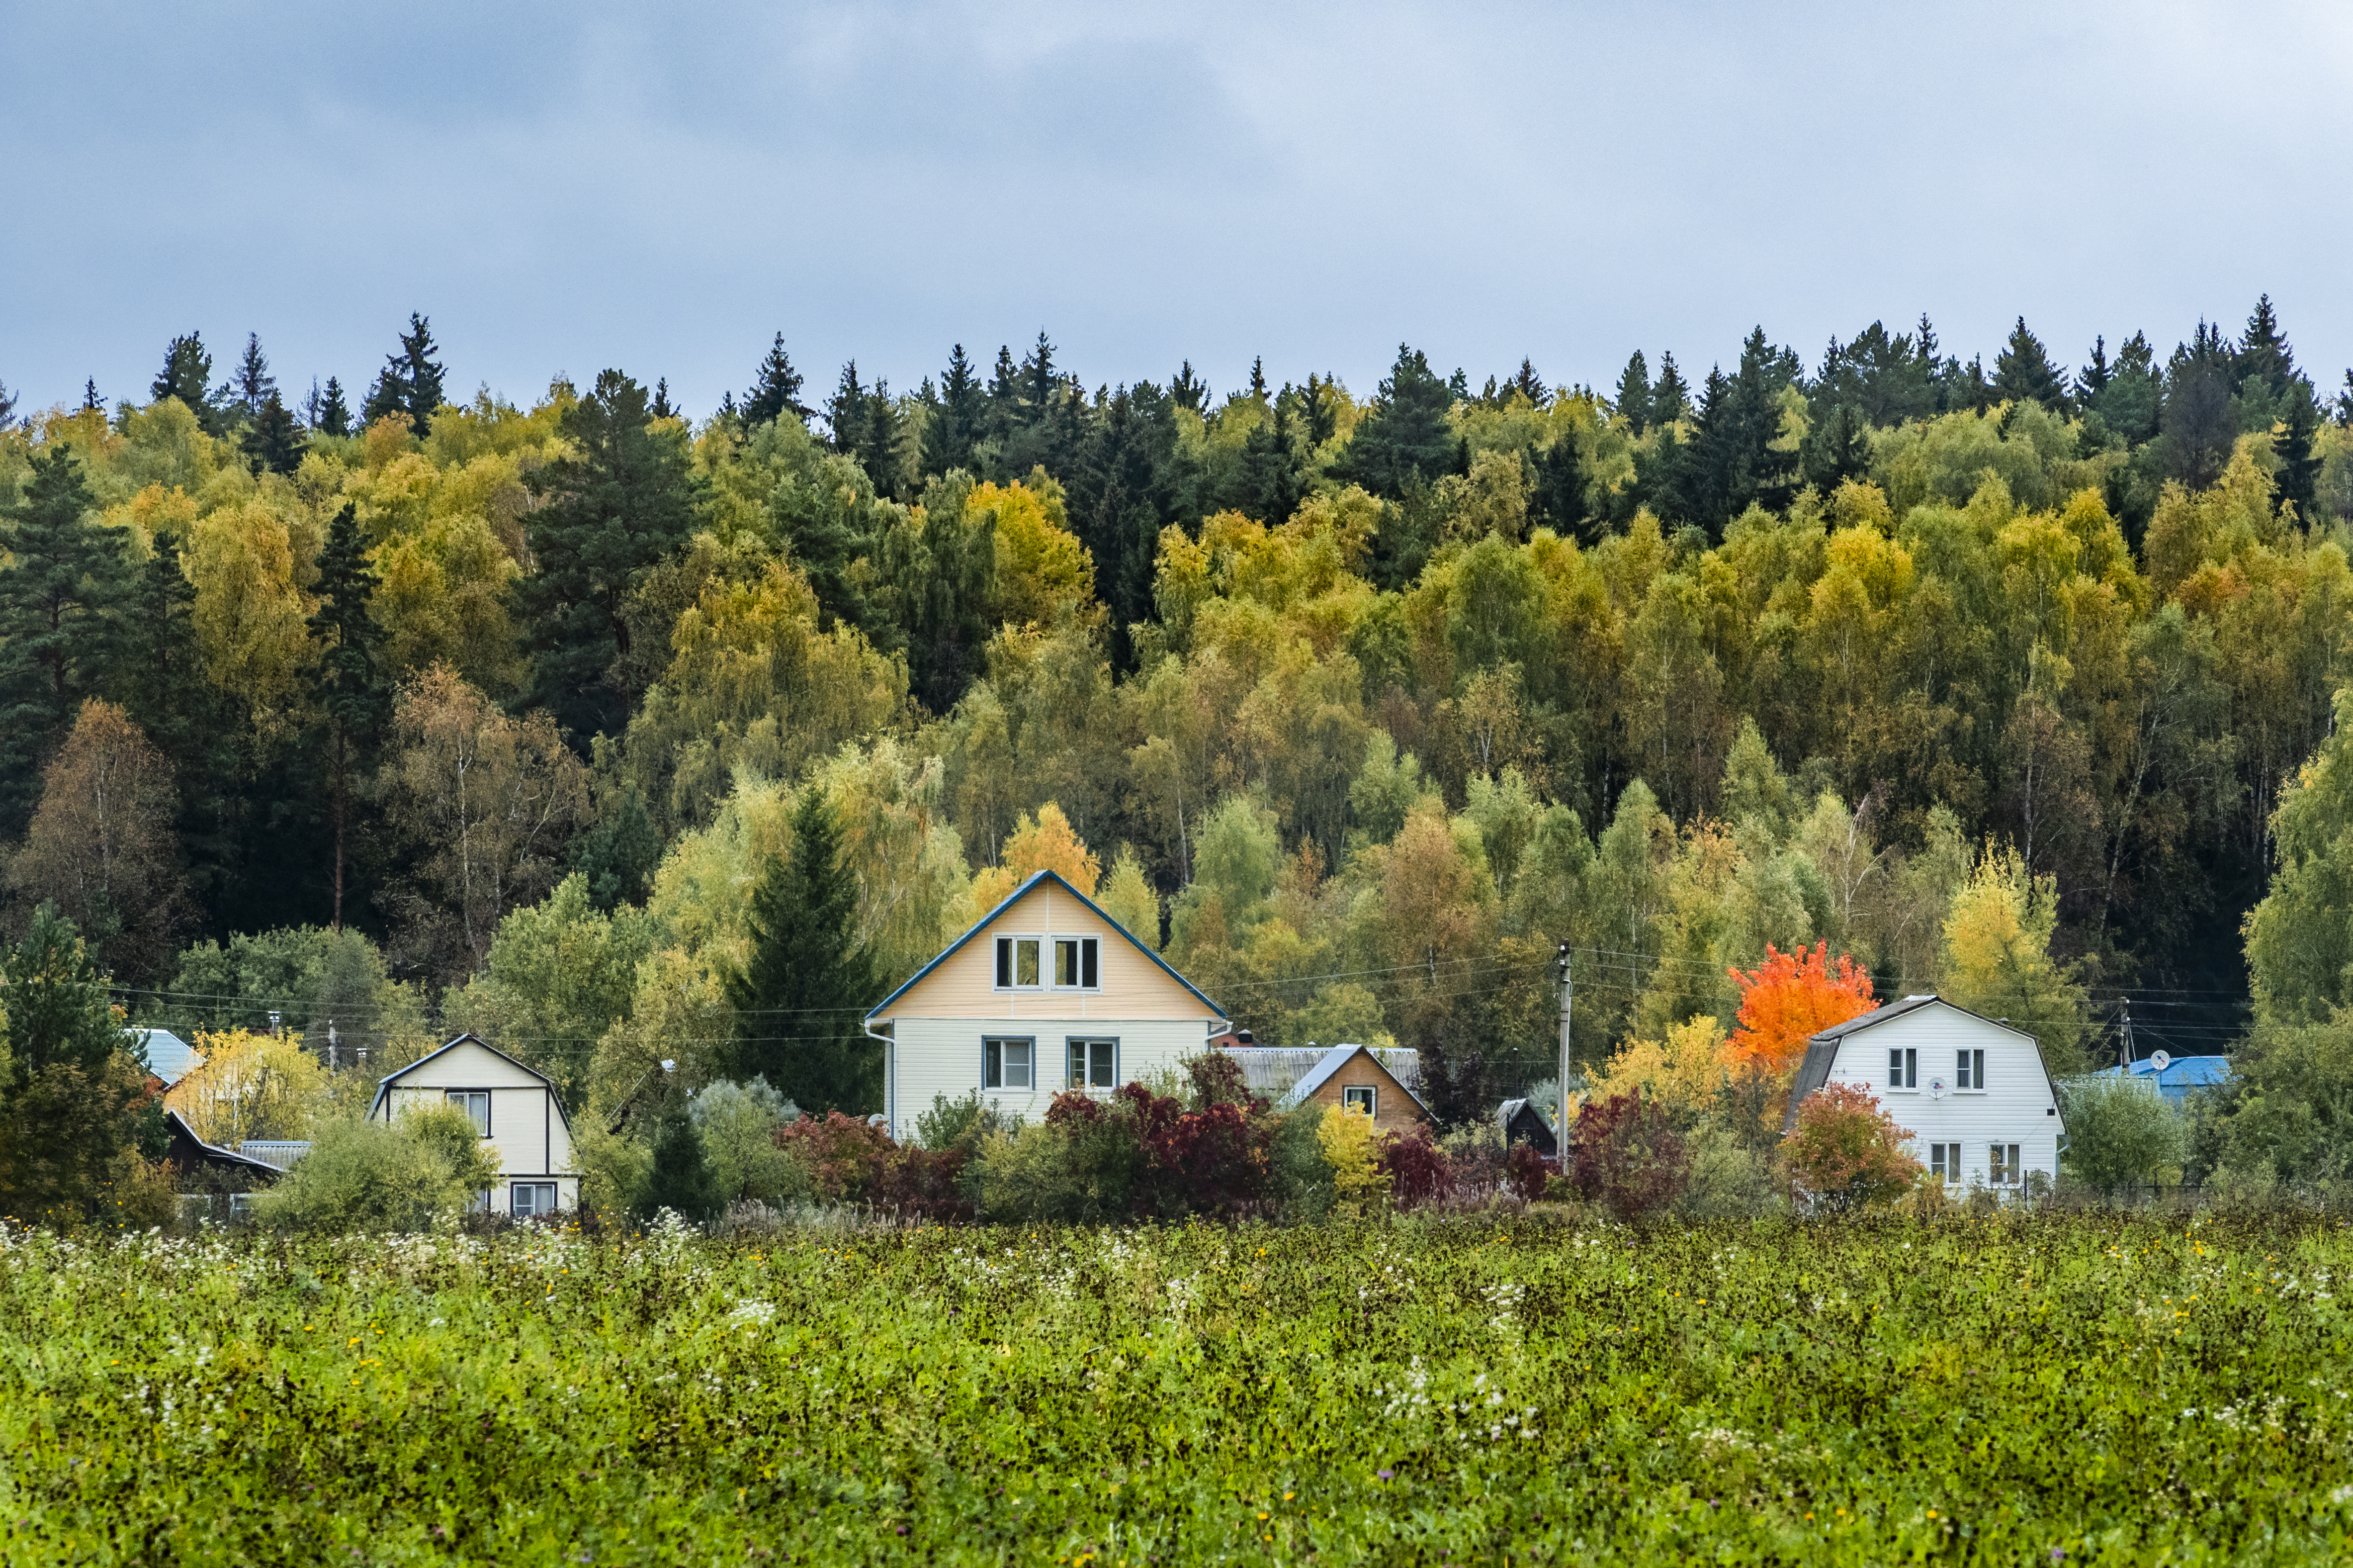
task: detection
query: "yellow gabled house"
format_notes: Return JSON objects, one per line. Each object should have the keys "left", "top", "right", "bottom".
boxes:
{"left": 864, "top": 870, "right": 1231, "bottom": 1140}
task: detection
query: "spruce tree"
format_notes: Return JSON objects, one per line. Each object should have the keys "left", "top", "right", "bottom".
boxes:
{"left": 363, "top": 313, "right": 446, "bottom": 436}
{"left": 230, "top": 332, "right": 275, "bottom": 423}
{"left": 887, "top": 473, "right": 996, "bottom": 710}
{"left": 742, "top": 333, "right": 811, "bottom": 426}
{"left": 1169, "top": 360, "right": 1208, "bottom": 414}
{"left": 650, "top": 378, "right": 677, "bottom": 421}
{"left": 1301, "top": 373, "right": 1338, "bottom": 449}
{"left": 243, "top": 390, "right": 307, "bottom": 475}
{"left": 1613, "top": 351, "right": 1653, "bottom": 434}
{"left": 919, "top": 344, "right": 984, "bottom": 478}
{"left": 860, "top": 377, "right": 904, "bottom": 499}
{"left": 1333, "top": 343, "right": 1456, "bottom": 499}
{"left": 642, "top": 1097, "right": 720, "bottom": 1220}
{"left": 575, "top": 781, "right": 662, "bottom": 911}
{"left": 515, "top": 370, "right": 701, "bottom": 744}
{"left": 1233, "top": 400, "right": 1305, "bottom": 523}
{"left": 1510, "top": 357, "right": 1548, "bottom": 407}
{"left": 1650, "top": 351, "right": 1691, "bottom": 424}
{"left": 312, "top": 376, "right": 353, "bottom": 437}
{"left": 2278, "top": 386, "right": 2323, "bottom": 524}
{"left": 80, "top": 380, "right": 102, "bottom": 415}
{"left": 2235, "top": 294, "right": 2297, "bottom": 402}
{"left": 151, "top": 332, "right": 226, "bottom": 433}
{"left": 1528, "top": 432, "right": 1590, "bottom": 541}
{"left": 305, "top": 503, "right": 387, "bottom": 931}
{"left": 0, "top": 444, "right": 128, "bottom": 832}
{"left": 1248, "top": 356, "right": 1268, "bottom": 400}
{"left": 0, "top": 907, "right": 148, "bottom": 1217}
{"left": 826, "top": 361, "right": 870, "bottom": 457}
{"left": 723, "top": 789, "right": 882, "bottom": 1114}
{"left": 1993, "top": 318, "right": 2067, "bottom": 411}
{"left": 2078, "top": 336, "right": 2113, "bottom": 402}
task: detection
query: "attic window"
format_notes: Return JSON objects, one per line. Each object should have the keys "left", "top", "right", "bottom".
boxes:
{"left": 995, "top": 937, "right": 1042, "bottom": 989}
{"left": 1343, "top": 1085, "right": 1377, "bottom": 1118}
{"left": 1054, "top": 937, "right": 1100, "bottom": 989}
{"left": 447, "top": 1090, "right": 491, "bottom": 1136}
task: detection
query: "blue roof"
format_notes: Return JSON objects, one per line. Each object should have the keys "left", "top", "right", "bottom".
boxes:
{"left": 2098, "top": 1054, "right": 2231, "bottom": 1103}
{"left": 863, "top": 868, "right": 1224, "bottom": 1022}
{"left": 131, "top": 1027, "right": 200, "bottom": 1086}
{"left": 1276, "top": 1043, "right": 1431, "bottom": 1116}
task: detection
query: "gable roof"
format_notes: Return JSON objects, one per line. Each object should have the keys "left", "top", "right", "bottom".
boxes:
{"left": 368, "top": 1033, "right": 574, "bottom": 1134}
{"left": 864, "top": 868, "right": 1225, "bottom": 1022}
{"left": 1276, "top": 1042, "right": 1432, "bottom": 1116}
{"left": 162, "top": 1110, "right": 284, "bottom": 1176}
{"left": 1221, "top": 1044, "right": 1423, "bottom": 1098}
{"left": 1785, "top": 993, "right": 2059, "bottom": 1132}
{"left": 131, "top": 1027, "right": 201, "bottom": 1087}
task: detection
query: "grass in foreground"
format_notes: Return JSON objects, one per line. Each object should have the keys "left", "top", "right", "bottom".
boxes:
{"left": 2, "top": 1212, "right": 2349, "bottom": 1564}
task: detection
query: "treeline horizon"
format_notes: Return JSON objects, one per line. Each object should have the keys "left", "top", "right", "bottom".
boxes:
{"left": 5, "top": 293, "right": 2351, "bottom": 1121}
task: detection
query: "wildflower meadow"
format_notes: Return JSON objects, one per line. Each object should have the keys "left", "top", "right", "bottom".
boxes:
{"left": 3, "top": 1212, "right": 2350, "bottom": 1565}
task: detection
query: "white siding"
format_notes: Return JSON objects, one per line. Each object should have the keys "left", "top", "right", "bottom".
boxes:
{"left": 372, "top": 1039, "right": 580, "bottom": 1215}
{"left": 886, "top": 1016, "right": 1220, "bottom": 1141}
{"left": 1822, "top": 1006, "right": 2063, "bottom": 1190}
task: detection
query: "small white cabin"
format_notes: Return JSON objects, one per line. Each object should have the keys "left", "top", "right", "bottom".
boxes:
{"left": 865, "top": 870, "right": 1230, "bottom": 1141}
{"left": 1786, "top": 995, "right": 2066, "bottom": 1192}
{"left": 368, "top": 1034, "right": 579, "bottom": 1218}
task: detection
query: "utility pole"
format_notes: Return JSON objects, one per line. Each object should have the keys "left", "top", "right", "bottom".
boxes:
{"left": 2118, "top": 998, "right": 2135, "bottom": 1070}
{"left": 1555, "top": 942, "right": 1573, "bottom": 1143}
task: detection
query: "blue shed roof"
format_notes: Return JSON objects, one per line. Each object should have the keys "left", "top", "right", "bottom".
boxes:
{"left": 2098, "top": 1054, "right": 2231, "bottom": 1103}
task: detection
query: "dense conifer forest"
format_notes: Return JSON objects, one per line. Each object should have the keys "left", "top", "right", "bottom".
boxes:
{"left": 4, "top": 300, "right": 2352, "bottom": 1131}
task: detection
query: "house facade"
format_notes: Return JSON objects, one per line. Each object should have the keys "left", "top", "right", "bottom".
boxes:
{"left": 369, "top": 1034, "right": 579, "bottom": 1218}
{"left": 865, "top": 870, "right": 1230, "bottom": 1141}
{"left": 1786, "top": 995, "right": 2065, "bottom": 1192}
{"left": 1269, "top": 1043, "right": 1430, "bottom": 1135}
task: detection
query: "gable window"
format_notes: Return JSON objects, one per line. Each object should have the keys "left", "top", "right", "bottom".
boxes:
{"left": 1957, "top": 1049, "right": 1985, "bottom": 1090}
{"left": 995, "top": 936, "right": 1043, "bottom": 989}
{"left": 512, "top": 1182, "right": 558, "bottom": 1219}
{"left": 983, "top": 1038, "right": 1033, "bottom": 1091}
{"left": 1929, "top": 1143, "right": 1959, "bottom": 1180}
{"left": 1888, "top": 1048, "right": 1916, "bottom": 1090}
{"left": 1054, "top": 937, "right": 1101, "bottom": 989}
{"left": 1068, "top": 1039, "right": 1117, "bottom": 1090}
{"left": 1342, "top": 1085, "right": 1377, "bottom": 1118}
{"left": 1989, "top": 1143, "right": 2021, "bottom": 1185}
{"left": 448, "top": 1090, "right": 491, "bottom": 1136}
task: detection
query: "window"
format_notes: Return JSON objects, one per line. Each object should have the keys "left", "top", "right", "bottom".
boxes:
{"left": 1957, "top": 1049, "right": 1985, "bottom": 1090}
{"left": 447, "top": 1089, "right": 491, "bottom": 1136}
{"left": 983, "top": 1038, "right": 1033, "bottom": 1091}
{"left": 1342, "top": 1085, "right": 1377, "bottom": 1118}
{"left": 1888, "top": 1048, "right": 1916, "bottom": 1089}
{"left": 1054, "top": 937, "right": 1101, "bottom": 989}
{"left": 1929, "top": 1143, "right": 1959, "bottom": 1180}
{"left": 1068, "top": 1039, "right": 1116, "bottom": 1089}
{"left": 512, "top": 1182, "right": 558, "bottom": 1219}
{"left": 995, "top": 937, "right": 1042, "bottom": 989}
{"left": 1989, "top": 1143, "right": 2021, "bottom": 1185}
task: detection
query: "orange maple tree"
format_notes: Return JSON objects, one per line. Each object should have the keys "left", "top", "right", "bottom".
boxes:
{"left": 1725, "top": 942, "right": 1877, "bottom": 1078}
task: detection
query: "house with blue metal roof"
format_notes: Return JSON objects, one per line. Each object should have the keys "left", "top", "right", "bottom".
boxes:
{"left": 2096, "top": 1053, "right": 2231, "bottom": 1106}
{"left": 865, "top": 869, "right": 1230, "bottom": 1142}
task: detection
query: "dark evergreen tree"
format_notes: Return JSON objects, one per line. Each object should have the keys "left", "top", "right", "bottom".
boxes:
{"left": 859, "top": 378, "right": 904, "bottom": 499}
{"left": 0, "top": 444, "right": 128, "bottom": 833}
{"left": 2161, "top": 323, "right": 2237, "bottom": 490}
{"left": 1064, "top": 385, "right": 1177, "bottom": 673}
{"left": 305, "top": 504, "right": 388, "bottom": 932}
{"left": 1021, "top": 332, "right": 1058, "bottom": 419}
{"left": 0, "top": 907, "right": 150, "bottom": 1218}
{"left": 1993, "top": 317, "right": 2067, "bottom": 411}
{"left": 515, "top": 370, "right": 703, "bottom": 745}
{"left": 0, "top": 376, "right": 15, "bottom": 427}
{"left": 1650, "top": 351, "right": 1691, "bottom": 424}
{"left": 2077, "top": 336, "right": 2113, "bottom": 403}
{"left": 1612, "top": 350, "right": 1652, "bottom": 434}
{"left": 2277, "top": 383, "right": 2323, "bottom": 524}
{"left": 742, "top": 333, "right": 810, "bottom": 426}
{"left": 308, "top": 376, "right": 353, "bottom": 437}
{"left": 1812, "top": 321, "right": 1936, "bottom": 427}
{"left": 1334, "top": 344, "right": 1456, "bottom": 499}
{"left": 1299, "top": 373, "right": 1338, "bottom": 450}
{"left": 230, "top": 332, "right": 275, "bottom": 423}
{"left": 1801, "top": 399, "right": 1872, "bottom": 493}
{"left": 1248, "top": 356, "right": 1268, "bottom": 400}
{"left": 115, "top": 525, "right": 236, "bottom": 924}
{"left": 641, "top": 1096, "right": 719, "bottom": 1220}
{"left": 2234, "top": 294, "right": 2297, "bottom": 402}
{"left": 825, "top": 361, "right": 869, "bottom": 457}
{"left": 2335, "top": 370, "right": 2353, "bottom": 428}
{"left": 361, "top": 313, "right": 447, "bottom": 437}
{"left": 919, "top": 344, "right": 985, "bottom": 478}
{"left": 887, "top": 473, "right": 997, "bottom": 710}
{"left": 80, "top": 379, "right": 102, "bottom": 415}
{"left": 1679, "top": 329, "right": 1799, "bottom": 533}
{"left": 1169, "top": 360, "right": 1209, "bottom": 414}
{"left": 574, "top": 781, "right": 662, "bottom": 912}
{"left": 723, "top": 789, "right": 883, "bottom": 1114}
{"left": 2089, "top": 331, "right": 2161, "bottom": 444}
{"left": 1510, "top": 357, "right": 1548, "bottom": 407}
{"left": 1232, "top": 400, "right": 1305, "bottom": 523}
{"left": 1527, "top": 432, "right": 1591, "bottom": 542}
{"left": 151, "top": 332, "right": 227, "bottom": 433}
{"left": 649, "top": 378, "right": 677, "bottom": 421}
{"left": 242, "top": 390, "right": 307, "bottom": 475}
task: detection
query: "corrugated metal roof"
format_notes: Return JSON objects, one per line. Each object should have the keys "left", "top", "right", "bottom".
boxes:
{"left": 239, "top": 1141, "right": 312, "bottom": 1170}
{"left": 1219, "top": 1044, "right": 1422, "bottom": 1099}
{"left": 2098, "top": 1054, "right": 2232, "bottom": 1104}
{"left": 131, "top": 1027, "right": 201, "bottom": 1087}
{"left": 1273, "top": 1043, "right": 1432, "bottom": 1116}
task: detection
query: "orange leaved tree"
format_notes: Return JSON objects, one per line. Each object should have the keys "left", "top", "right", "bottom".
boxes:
{"left": 1725, "top": 942, "right": 1876, "bottom": 1079}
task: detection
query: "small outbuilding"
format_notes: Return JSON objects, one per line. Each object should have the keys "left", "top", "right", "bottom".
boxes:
{"left": 2097, "top": 1053, "right": 2231, "bottom": 1107}
{"left": 1497, "top": 1097, "right": 1557, "bottom": 1157}
{"left": 160, "top": 1110, "right": 284, "bottom": 1186}
{"left": 1273, "top": 1043, "right": 1430, "bottom": 1134}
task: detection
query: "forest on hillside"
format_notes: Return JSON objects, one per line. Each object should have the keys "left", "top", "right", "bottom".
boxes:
{"left": 3, "top": 300, "right": 2352, "bottom": 1127}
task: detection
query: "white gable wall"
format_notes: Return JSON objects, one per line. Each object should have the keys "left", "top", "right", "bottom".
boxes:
{"left": 372, "top": 1038, "right": 579, "bottom": 1216}
{"left": 1820, "top": 1006, "right": 2062, "bottom": 1189}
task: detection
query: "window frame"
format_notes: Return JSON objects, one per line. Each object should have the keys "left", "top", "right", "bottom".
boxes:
{"left": 1989, "top": 1142, "right": 2021, "bottom": 1185}
{"left": 1956, "top": 1049, "right": 1986, "bottom": 1091}
{"left": 994, "top": 933, "right": 1103, "bottom": 993}
{"left": 447, "top": 1088, "right": 492, "bottom": 1137}
{"left": 994, "top": 935, "right": 1045, "bottom": 991}
{"left": 1065, "top": 1036, "right": 1119, "bottom": 1091}
{"left": 1888, "top": 1047, "right": 1917, "bottom": 1091}
{"left": 511, "top": 1181, "right": 558, "bottom": 1219}
{"left": 982, "top": 1035, "right": 1037, "bottom": 1092}
{"left": 1342, "top": 1084, "right": 1378, "bottom": 1119}
{"left": 1929, "top": 1142, "right": 1957, "bottom": 1181}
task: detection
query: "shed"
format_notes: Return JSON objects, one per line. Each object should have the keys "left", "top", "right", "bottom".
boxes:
{"left": 1274, "top": 1043, "right": 1430, "bottom": 1134}
{"left": 160, "top": 1110, "right": 283, "bottom": 1184}
{"left": 1497, "top": 1097, "right": 1557, "bottom": 1157}
{"left": 1219, "top": 1044, "right": 1423, "bottom": 1101}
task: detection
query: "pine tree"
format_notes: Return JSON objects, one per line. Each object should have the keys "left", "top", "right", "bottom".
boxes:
{"left": 79, "top": 380, "right": 101, "bottom": 415}
{"left": 1994, "top": 317, "right": 2067, "bottom": 411}
{"left": 363, "top": 313, "right": 446, "bottom": 437}
{"left": 305, "top": 503, "right": 387, "bottom": 932}
{"left": 919, "top": 344, "right": 984, "bottom": 478}
{"left": 0, "top": 444, "right": 129, "bottom": 832}
{"left": 151, "top": 332, "right": 226, "bottom": 433}
{"left": 742, "top": 333, "right": 810, "bottom": 426}
{"left": 230, "top": 332, "right": 275, "bottom": 423}
{"left": 242, "top": 390, "right": 307, "bottom": 476}
{"left": 1613, "top": 350, "right": 1653, "bottom": 434}
{"left": 515, "top": 370, "right": 702, "bottom": 744}
{"left": 723, "top": 789, "right": 883, "bottom": 1113}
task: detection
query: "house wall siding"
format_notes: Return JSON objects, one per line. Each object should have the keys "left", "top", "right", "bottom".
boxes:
{"left": 1300, "top": 1053, "right": 1425, "bottom": 1133}
{"left": 374, "top": 1040, "right": 578, "bottom": 1215}
{"left": 1820, "top": 1008, "right": 2063, "bottom": 1188}
{"left": 887, "top": 1016, "right": 1216, "bottom": 1141}
{"left": 884, "top": 882, "right": 1204, "bottom": 1022}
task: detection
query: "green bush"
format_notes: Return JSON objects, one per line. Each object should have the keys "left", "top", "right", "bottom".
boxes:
{"left": 690, "top": 1077, "right": 805, "bottom": 1205}
{"left": 2057, "top": 1073, "right": 2189, "bottom": 1192}
{"left": 252, "top": 1103, "right": 502, "bottom": 1231}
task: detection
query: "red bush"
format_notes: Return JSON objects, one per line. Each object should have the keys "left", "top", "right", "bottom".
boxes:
{"left": 1154, "top": 1099, "right": 1271, "bottom": 1215}
{"left": 1782, "top": 1082, "right": 1920, "bottom": 1214}
{"left": 773, "top": 1111, "right": 896, "bottom": 1202}
{"left": 1502, "top": 1140, "right": 1553, "bottom": 1201}
{"left": 1379, "top": 1124, "right": 1454, "bottom": 1206}
{"left": 1566, "top": 1091, "right": 1689, "bottom": 1221}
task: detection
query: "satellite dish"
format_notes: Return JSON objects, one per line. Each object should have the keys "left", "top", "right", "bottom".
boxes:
{"left": 2149, "top": 1050, "right": 2172, "bottom": 1072}
{"left": 1929, "top": 1077, "right": 1950, "bottom": 1099}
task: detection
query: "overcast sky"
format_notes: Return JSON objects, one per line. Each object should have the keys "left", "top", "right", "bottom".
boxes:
{"left": 6, "top": 1, "right": 2349, "bottom": 420}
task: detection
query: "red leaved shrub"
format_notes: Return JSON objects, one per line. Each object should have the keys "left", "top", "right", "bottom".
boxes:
{"left": 1566, "top": 1091, "right": 1689, "bottom": 1221}
{"left": 773, "top": 1111, "right": 896, "bottom": 1202}
{"left": 1781, "top": 1082, "right": 1920, "bottom": 1214}
{"left": 1379, "top": 1124, "right": 1454, "bottom": 1206}
{"left": 1502, "top": 1140, "right": 1552, "bottom": 1201}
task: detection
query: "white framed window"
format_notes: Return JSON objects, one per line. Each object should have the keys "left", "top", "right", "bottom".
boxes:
{"left": 1068, "top": 1039, "right": 1117, "bottom": 1090}
{"left": 994, "top": 936, "right": 1043, "bottom": 989}
{"left": 1342, "top": 1085, "right": 1377, "bottom": 1118}
{"left": 1989, "top": 1143, "right": 2021, "bottom": 1185}
{"left": 512, "top": 1182, "right": 558, "bottom": 1219}
{"left": 447, "top": 1089, "right": 491, "bottom": 1136}
{"left": 983, "top": 1037, "right": 1034, "bottom": 1091}
{"left": 1929, "top": 1143, "right": 1959, "bottom": 1180}
{"left": 1053, "top": 937, "right": 1101, "bottom": 989}
{"left": 1888, "top": 1048, "right": 1916, "bottom": 1089}
{"left": 1957, "top": 1049, "right": 1985, "bottom": 1090}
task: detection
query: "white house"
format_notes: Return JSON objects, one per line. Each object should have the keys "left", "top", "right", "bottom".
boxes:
{"left": 864, "top": 870, "right": 1231, "bottom": 1140}
{"left": 368, "top": 1034, "right": 579, "bottom": 1218}
{"left": 1785, "top": 995, "right": 2066, "bottom": 1192}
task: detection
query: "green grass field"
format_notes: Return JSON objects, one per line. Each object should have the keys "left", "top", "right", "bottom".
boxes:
{"left": 2, "top": 1213, "right": 2349, "bottom": 1565}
